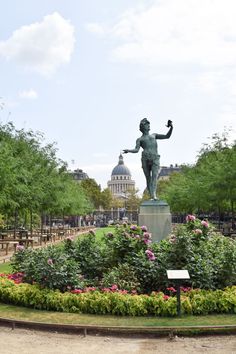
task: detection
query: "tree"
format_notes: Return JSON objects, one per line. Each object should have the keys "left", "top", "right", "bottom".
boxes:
{"left": 80, "top": 178, "right": 102, "bottom": 209}
{"left": 100, "top": 188, "right": 113, "bottom": 210}
{"left": 159, "top": 131, "right": 236, "bottom": 218}
{"left": 0, "top": 122, "right": 92, "bottom": 228}
{"left": 125, "top": 189, "right": 141, "bottom": 212}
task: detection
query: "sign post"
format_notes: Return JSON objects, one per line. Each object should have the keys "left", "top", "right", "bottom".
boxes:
{"left": 166, "top": 270, "right": 190, "bottom": 317}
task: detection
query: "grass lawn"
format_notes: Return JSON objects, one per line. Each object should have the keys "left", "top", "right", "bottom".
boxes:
{"left": 0, "top": 262, "right": 12, "bottom": 274}
{"left": 77, "top": 226, "right": 115, "bottom": 243}
{"left": 94, "top": 226, "right": 115, "bottom": 242}
{"left": 0, "top": 302, "right": 236, "bottom": 328}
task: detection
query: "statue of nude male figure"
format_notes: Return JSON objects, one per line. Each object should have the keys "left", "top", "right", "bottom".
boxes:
{"left": 123, "top": 118, "right": 173, "bottom": 200}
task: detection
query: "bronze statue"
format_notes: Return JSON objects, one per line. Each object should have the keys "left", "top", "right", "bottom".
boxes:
{"left": 123, "top": 118, "right": 173, "bottom": 200}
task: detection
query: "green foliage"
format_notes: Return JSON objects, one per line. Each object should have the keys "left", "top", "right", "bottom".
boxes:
{"left": 70, "top": 231, "right": 108, "bottom": 282}
{"left": 128, "top": 250, "right": 160, "bottom": 294}
{"left": 1, "top": 276, "right": 236, "bottom": 316}
{"left": 125, "top": 189, "right": 141, "bottom": 211}
{"left": 0, "top": 122, "right": 91, "bottom": 225}
{"left": 9, "top": 219, "right": 236, "bottom": 294}
{"left": 101, "top": 263, "right": 141, "bottom": 292}
{"left": 102, "top": 224, "right": 150, "bottom": 267}
{"left": 159, "top": 131, "right": 236, "bottom": 215}
{"left": 11, "top": 246, "right": 82, "bottom": 292}
{"left": 164, "top": 218, "right": 236, "bottom": 290}
{"left": 80, "top": 180, "right": 113, "bottom": 210}
{"left": 100, "top": 188, "right": 113, "bottom": 210}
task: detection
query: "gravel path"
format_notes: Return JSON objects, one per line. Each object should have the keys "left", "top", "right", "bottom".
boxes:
{"left": 0, "top": 327, "right": 236, "bottom": 353}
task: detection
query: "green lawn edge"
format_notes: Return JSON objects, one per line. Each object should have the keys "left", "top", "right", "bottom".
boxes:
{"left": 0, "top": 302, "right": 236, "bottom": 327}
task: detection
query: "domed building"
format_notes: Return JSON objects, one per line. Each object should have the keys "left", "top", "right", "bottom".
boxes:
{"left": 107, "top": 154, "right": 135, "bottom": 198}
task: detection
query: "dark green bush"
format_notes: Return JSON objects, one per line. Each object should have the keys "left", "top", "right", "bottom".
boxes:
{"left": 71, "top": 231, "right": 108, "bottom": 282}
{"left": 11, "top": 245, "right": 82, "bottom": 292}
{"left": 101, "top": 263, "right": 141, "bottom": 292}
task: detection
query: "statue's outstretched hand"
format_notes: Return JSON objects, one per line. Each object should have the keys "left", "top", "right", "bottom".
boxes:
{"left": 166, "top": 119, "right": 173, "bottom": 128}
{"left": 123, "top": 149, "right": 129, "bottom": 154}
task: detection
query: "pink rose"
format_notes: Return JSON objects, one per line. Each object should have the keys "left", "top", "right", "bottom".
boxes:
{"left": 194, "top": 229, "right": 203, "bottom": 235}
{"left": 186, "top": 214, "right": 196, "bottom": 222}
{"left": 145, "top": 249, "right": 156, "bottom": 261}
{"left": 130, "top": 224, "right": 137, "bottom": 231}
{"left": 111, "top": 284, "right": 118, "bottom": 291}
{"left": 201, "top": 220, "right": 209, "bottom": 228}
{"left": 144, "top": 239, "right": 151, "bottom": 244}
{"left": 143, "top": 232, "right": 152, "bottom": 239}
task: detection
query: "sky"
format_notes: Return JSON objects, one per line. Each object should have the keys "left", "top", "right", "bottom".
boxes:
{"left": 0, "top": 0, "right": 236, "bottom": 194}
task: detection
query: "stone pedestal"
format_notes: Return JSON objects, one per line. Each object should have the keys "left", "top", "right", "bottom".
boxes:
{"left": 138, "top": 200, "right": 172, "bottom": 242}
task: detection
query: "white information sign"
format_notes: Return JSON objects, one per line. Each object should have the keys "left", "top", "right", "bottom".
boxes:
{"left": 167, "top": 270, "right": 190, "bottom": 280}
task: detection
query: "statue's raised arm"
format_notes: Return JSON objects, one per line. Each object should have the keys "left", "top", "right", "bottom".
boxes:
{"left": 123, "top": 138, "right": 141, "bottom": 154}
{"left": 155, "top": 120, "right": 173, "bottom": 140}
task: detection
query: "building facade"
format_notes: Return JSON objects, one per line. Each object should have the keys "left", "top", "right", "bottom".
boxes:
{"left": 157, "top": 164, "right": 181, "bottom": 181}
{"left": 107, "top": 154, "right": 135, "bottom": 198}
{"left": 70, "top": 168, "right": 89, "bottom": 182}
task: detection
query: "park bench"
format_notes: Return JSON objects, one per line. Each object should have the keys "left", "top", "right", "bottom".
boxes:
{"left": 6, "top": 238, "right": 34, "bottom": 249}
{"left": 0, "top": 240, "right": 18, "bottom": 255}
{"left": 39, "top": 234, "right": 54, "bottom": 245}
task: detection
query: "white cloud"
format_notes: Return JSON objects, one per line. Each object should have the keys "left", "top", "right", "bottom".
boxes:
{"left": 82, "top": 163, "right": 114, "bottom": 174}
{"left": 85, "top": 23, "right": 106, "bottom": 36}
{"left": 19, "top": 89, "right": 38, "bottom": 99}
{"left": 0, "top": 12, "right": 75, "bottom": 76}
{"left": 89, "top": 0, "right": 236, "bottom": 68}
{"left": 92, "top": 152, "right": 109, "bottom": 158}
{"left": 86, "top": 0, "right": 236, "bottom": 106}
{"left": 195, "top": 71, "right": 225, "bottom": 94}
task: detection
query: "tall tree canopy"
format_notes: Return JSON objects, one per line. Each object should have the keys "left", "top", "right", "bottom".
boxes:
{"left": 0, "top": 122, "right": 92, "bottom": 227}
{"left": 80, "top": 179, "right": 112, "bottom": 210}
{"left": 159, "top": 131, "right": 236, "bottom": 216}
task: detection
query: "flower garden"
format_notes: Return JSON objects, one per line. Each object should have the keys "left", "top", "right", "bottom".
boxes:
{"left": 0, "top": 216, "right": 236, "bottom": 317}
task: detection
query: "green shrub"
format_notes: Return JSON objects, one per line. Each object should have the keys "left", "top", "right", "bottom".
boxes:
{"left": 101, "top": 263, "right": 141, "bottom": 292}
{"left": 71, "top": 231, "right": 108, "bottom": 282}
{"left": 9, "top": 219, "right": 236, "bottom": 293}
{"left": 102, "top": 224, "right": 150, "bottom": 266}
{"left": 1, "top": 277, "right": 236, "bottom": 316}
{"left": 11, "top": 246, "right": 82, "bottom": 292}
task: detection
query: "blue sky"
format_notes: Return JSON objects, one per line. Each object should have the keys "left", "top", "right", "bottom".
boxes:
{"left": 0, "top": 0, "right": 235, "bottom": 194}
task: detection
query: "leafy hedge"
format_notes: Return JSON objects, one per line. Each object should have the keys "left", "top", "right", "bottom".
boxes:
{"left": 0, "top": 277, "right": 236, "bottom": 316}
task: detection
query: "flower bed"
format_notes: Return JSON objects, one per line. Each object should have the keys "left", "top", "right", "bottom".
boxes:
{"left": 9, "top": 217, "right": 236, "bottom": 294}
{"left": 0, "top": 275, "right": 236, "bottom": 316}
{"left": 1, "top": 216, "right": 235, "bottom": 317}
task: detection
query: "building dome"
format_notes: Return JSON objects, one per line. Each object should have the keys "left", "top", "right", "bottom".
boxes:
{"left": 108, "top": 154, "right": 135, "bottom": 197}
{"left": 111, "top": 154, "right": 131, "bottom": 176}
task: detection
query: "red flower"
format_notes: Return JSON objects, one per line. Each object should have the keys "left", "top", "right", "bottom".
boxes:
{"left": 167, "top": 287, "right": 176, "bottom": 293}
{"left": 163, "top": 295, "right": 170, "bottom": 300}
{"left": 110, "top": 284, "right": 118, "bottom": 291}
{"left": 71, "top": 289, "right": 83, "bottom": 294}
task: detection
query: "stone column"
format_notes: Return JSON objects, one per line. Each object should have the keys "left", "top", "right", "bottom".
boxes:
{"left": 138, "top": 200, "right": 172, "bottom": 242}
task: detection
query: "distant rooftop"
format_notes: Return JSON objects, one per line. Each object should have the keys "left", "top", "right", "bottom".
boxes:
{"left": 158, "top": 164, "right": 181, "bottom": 178}
{"left": 71, "top": 168, "right": 89, "bottom": 181}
